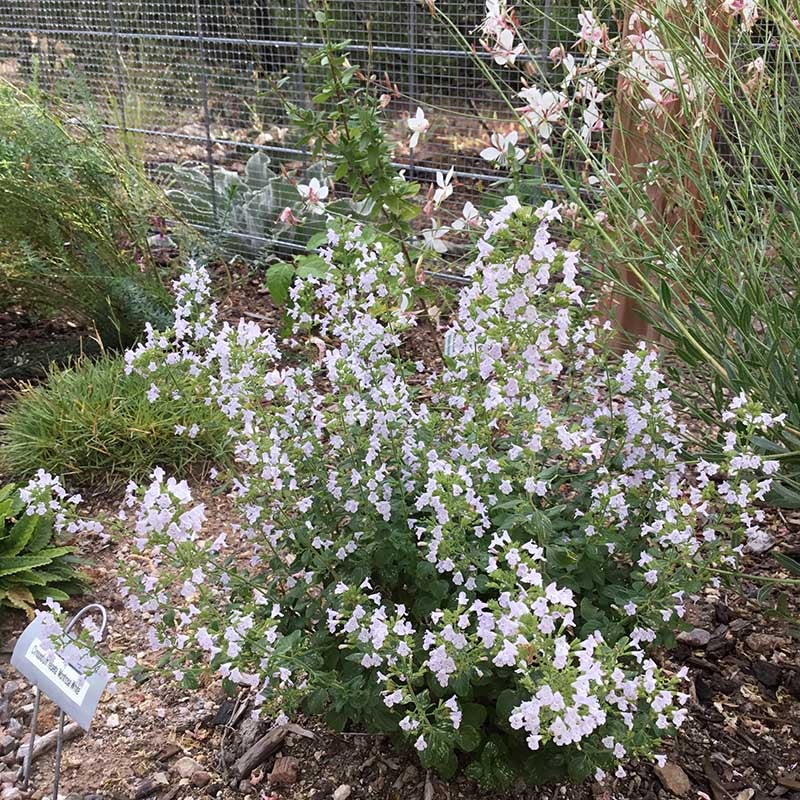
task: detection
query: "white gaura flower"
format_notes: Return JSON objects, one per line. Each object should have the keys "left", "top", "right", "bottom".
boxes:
{"left": 581, "top": 103, "right": 603, "bottom": 142}
{"left": 297, "top": 177, "right": 329, "bottom": 214}
{"left": 490, "top": 28, "right": 525, "bottom": 66}
{"left": 452, "top": 201, "right": 483, "bottom": 231}
{"left": 482, "top": 0, "right": 511, "bottom": 37}
{"left": 577, "top": 9, "right": 607, "bottom": 46}
{"left": 433, "top": 167, "right": 455, "bottom": 207}
{"left": 480, "top": 130, "right": 526, "bottom": 166}
{"left": 517, "top": 86, "right": 567, "bottom": 139}
{"left": 408, "top": 106, "right": 429, "bottom": 149}
{"left": 422, "top": 220, "right": 450, "bottom": 253}
{"left": 722, "top": 0, "right": 758, "bottom": 30}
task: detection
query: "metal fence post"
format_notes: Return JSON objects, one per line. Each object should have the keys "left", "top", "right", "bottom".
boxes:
{"left": 540, "top": 0, "right": 553, "bottom": 61}
{"left": 106, "top": 0, "right": 130, "bottom": 159}
{"left": 29, "top": 0, "right": 48, "bottom": 95}
{"left": 408, "top": 0, "right": 418, "bottom": 180}
{"left": 193, "top": 0, "right": 218, "bottom": 227}
{"left": 294, "top": 0, "right": 308, "bottom": 167}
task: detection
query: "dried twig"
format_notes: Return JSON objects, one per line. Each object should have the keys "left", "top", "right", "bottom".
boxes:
{"left": 16, "top": 721, "right": 83, "bottom": 764}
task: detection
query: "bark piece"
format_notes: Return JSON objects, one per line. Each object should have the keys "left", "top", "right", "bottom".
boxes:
{"left": 154, "top": 742, "right": 182, "bottom": 762}
{"left": 654, "top": 762, "right": 692, "bottom": 797}
{"left": 752, "top": 660, "right": 782, "bottom": 689}
{"left": 232, "top": 726, "right": 288, "bottom": 779}
{"left": 268, "top": 756, "right": 299, "bottom": 785}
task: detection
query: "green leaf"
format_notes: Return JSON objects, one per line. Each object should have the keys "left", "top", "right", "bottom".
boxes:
{"left": 295, "top": 255, "right": 328, "bottom": 280}
{"left": 0, "top": 552, "right": 58, "bottom": 577}
{"left": 495, "top": 690, "right": 521, "bottom": 726}
{"left": 325, "top": 707, "right": 349, "bottom": 732}
{"left": 304, "top": 687, "right": 329, "bottom": 715}
{"left": 305, "top": 231, "right": 328, "bottom": 251}
{"left": 659, "top": 279, "right": 672, "bottom": 310}
{"left": 264, "top": 262, "right": 295, "bottom": 306}
{"left": 25, "top": 516, "right": 54, "bottom": 554}
{"left": 29, "top": 585, "right": 70, "bottom": 602}
{"left": 773, "top": 551, "right": 800, "bottom": 576}
{"left": 461, "top": 702, "right": 488, "bottom": 730}
{"left": 456, "top": 724, "right": 481, "bottom": 753}
{"left": 5, "top": 569, "right": 48, "bottom": 586}
{"left": 3, "top": 585, "right": 35, "bottom": 615}
{"left": 0, "top": 514, "right": 37, "bottom": 558}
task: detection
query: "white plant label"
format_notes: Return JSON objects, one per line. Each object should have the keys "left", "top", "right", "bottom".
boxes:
{"left": 443, "top": 329, "right": 457, "bottom": 358}
{"left": 11, "top": 615, "right": 109, "bottom": 731}
{"left": 24, "top": 637, "right": 91, "bottom": 705}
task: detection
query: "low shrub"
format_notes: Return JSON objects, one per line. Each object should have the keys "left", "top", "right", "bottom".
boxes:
{"left": 0, "top": 478, "right": 84, "bottom": 615}
{"left": 0, "top": 84, "right": 172, "bottom": 347}
{"left": 109, "top": 203, "right": 779, "bottom": 786}
{"left": 0, "top": 355, "right": 231, "bottom": 484}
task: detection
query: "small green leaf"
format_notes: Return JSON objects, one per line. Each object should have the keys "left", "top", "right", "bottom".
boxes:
{"left": 457, "top": 724, "right": 482, "bottom": 753}
{"left": 264, "top": 262, "right": 295, "bottom": 306}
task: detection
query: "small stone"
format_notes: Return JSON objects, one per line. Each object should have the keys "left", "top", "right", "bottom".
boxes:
{"left": 752, "top": 660, "right": 782, "bottom": 689}
{"left": 746, "top": 633, "right": 784, "bottom": 655}
{"left": 746, "top": 531, "right": 775, "bottom": 554}
{"left": 1, "top": 789, "right": 23, "bottom": 800}
{"left": 133, "top": 773, "right": 169, "bottom": 799}
{"left": 2, "top": 682, "right": 21, "bottom": 699}
{"left": 785, "top": 669, "right": 800, "bottom": 700}
{"left": 175, "top": 757, "right": 203, "bottom": 779}
{"left": 268, "top": 756, "right": 298, "bottom": 786}
{"left": 0, "top": 737, "right": 14, "bottom": 757}
{"left": 205, "top": 783, "right": 223, "bottom": 796}
{"left": 654, "top": 763, "right": 692, "bottom": 797}
{"left": 5, "top": 720, "right": 22, "bottom": 741}
{"left": 104, "top": 713, "right": 120, "bottom": 729}
{"left": 677, "top": 628, "right": 711, "bottom": 647}
{"left": 191, "top": 772, "right": 211, "bottom": 788}
{"left": 333, "top": 786, "right": 352, "bottom": 800}
{"left": 64, "top": 794, "right": 83, "bottom": 800}
{"left": 237, "top": 780, "right": 251, "bottom": 793}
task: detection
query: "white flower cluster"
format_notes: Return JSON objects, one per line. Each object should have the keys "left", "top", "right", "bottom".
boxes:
{"left": 118, "top": 200, "right": 779, "bottom": 780}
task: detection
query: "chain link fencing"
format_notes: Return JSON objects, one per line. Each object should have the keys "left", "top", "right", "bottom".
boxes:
{"left": 0, "top": 0, "right": 579, "bottom": 276}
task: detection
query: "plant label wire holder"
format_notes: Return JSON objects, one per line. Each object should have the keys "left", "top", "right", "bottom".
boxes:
{"left": 10, "top": 603, "right": 111, "bottom": 796}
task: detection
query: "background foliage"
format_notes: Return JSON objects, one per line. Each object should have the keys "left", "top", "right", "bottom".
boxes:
{"left": 0, "top": 84, "right": 171, "bottom": 348}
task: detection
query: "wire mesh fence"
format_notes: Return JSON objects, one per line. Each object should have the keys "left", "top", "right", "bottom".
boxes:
{"left": 0, "top": 0, "right": 578, "bottom": 272}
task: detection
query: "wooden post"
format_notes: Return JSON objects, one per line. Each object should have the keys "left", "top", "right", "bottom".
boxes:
{"left": 608, "top": 1, "right": 730, "bottom": 342}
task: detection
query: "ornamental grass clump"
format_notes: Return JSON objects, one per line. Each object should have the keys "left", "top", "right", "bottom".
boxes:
{"left": 112, "top": 201, "right": 779, "bottom": 786}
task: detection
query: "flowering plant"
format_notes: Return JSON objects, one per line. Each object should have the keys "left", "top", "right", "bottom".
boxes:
{"left": 432, "top": 0, "right": 800, "bottom": 489}
{"left": 112, "top": 198, "right": 780, "bottom": 786}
